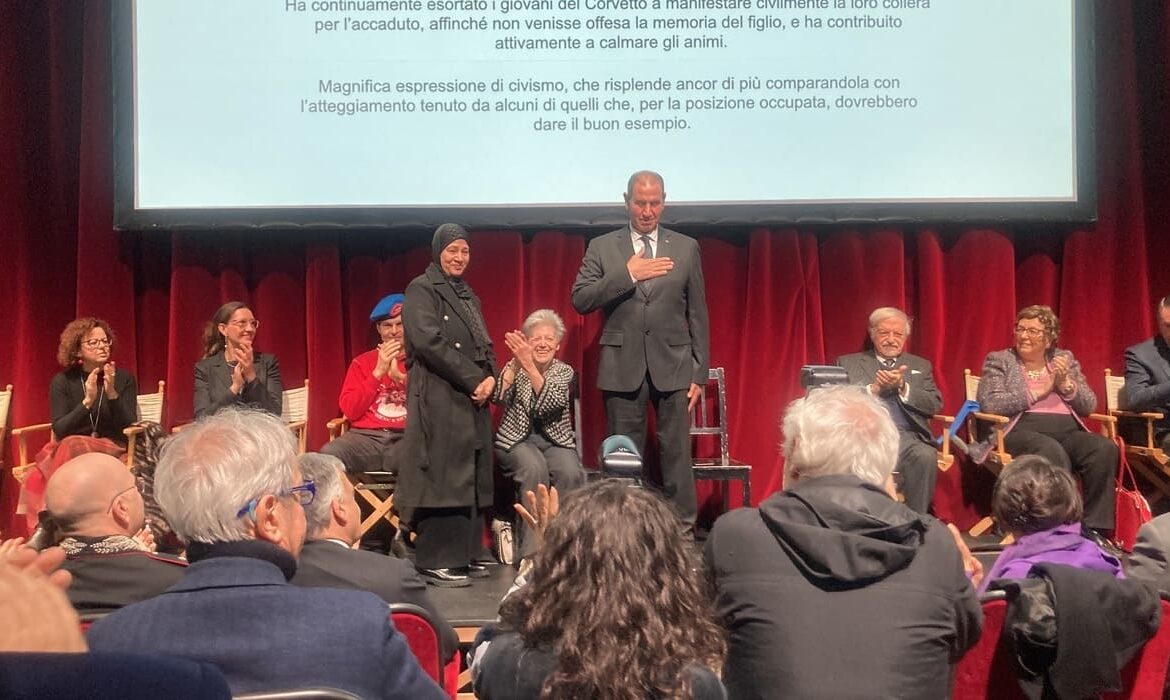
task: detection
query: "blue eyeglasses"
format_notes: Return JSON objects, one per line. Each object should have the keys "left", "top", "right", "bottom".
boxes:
{"left": 236, "top": 480, "right": 316, "bottom": 519}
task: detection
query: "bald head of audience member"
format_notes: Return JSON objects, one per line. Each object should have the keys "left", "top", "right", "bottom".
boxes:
{"left": 155, "top": 408, "right": 308, "bottom": 556}
{"left": 299, "top": 452, "right": 362, "bottom": 546}
{"left": 45, "top": 453, "right": 144, "bottom": 539}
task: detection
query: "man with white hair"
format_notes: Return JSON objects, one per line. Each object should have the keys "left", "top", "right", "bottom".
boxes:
{"left": 291, "top": 452, "right": 458, "bottom": 662}
{"left": 705, "top": 385, "right": 981, "bottom": 699}
{"left": 44, "top": 452, "right": 185, "bottom": 613}
{"left": 838, "top": 306, "right": 943, "bottom": 514}
{"left": 87, "top": 409, "right": 444, "bottom": 699}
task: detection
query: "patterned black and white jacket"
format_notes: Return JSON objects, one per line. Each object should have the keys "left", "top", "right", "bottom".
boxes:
{"left": 493, "top": 359, "right": 576, "bottom": 451}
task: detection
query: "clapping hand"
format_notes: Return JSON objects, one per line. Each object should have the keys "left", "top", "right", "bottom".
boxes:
{"left": 0, "top": 537, "right": 73, "bottom": 592}
{"left": 374, "top": 339, "right": 403, "bottom": 380}
{"left": 504, "top": 330, "right": 533, "bottom": 365}
{"left": 83, "top": 367, "right": 102, "bottom": 407}
{"left": 875, "top": 365, "right": 908, "bottom": 391}
{"left": 946, "top": 523, "right": 984, "bottom": 588}
{"left": 514, "top": 484, "right": 559, "bottom": 548}
{"left": 102, "top": 361, "right": 118, "bottom": 399}
{"left": 1050, "top": 355, "right": 1073, "bottom": 394}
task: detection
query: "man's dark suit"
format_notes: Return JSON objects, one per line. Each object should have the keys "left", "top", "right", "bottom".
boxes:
{"left": 572, "top": 226, "right": 709, "bottom": 526}
{"left": 193, "top": 352, "right": 283, "bottom": 419}
{"left": 87, "top": 555, "right": 445, "bottom": 699}
{"left": 291, "top": 539, "right": 458, "bottom": 661}
{"left": 837, "top": 351, "right": 942, "bottom": 514}
{"left": 1123, "top": 336, "right": 1170, "bottom": 448}
{"left": 63, "top": 550, "right": 186, "bottom": 614}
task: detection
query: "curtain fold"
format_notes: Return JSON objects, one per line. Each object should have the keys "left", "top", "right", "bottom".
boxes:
{"left": 0, "top": 1, "right": 1164, "bottom": 535}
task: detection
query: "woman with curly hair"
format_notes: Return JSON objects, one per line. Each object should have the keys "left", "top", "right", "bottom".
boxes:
{"left": 975, "top": 304, "right": 1118, "bottom": 547}
{"left": 474, "top": 480, "right": 726, "bottom": 700}
{"left": 18, "top": 318, "right": 139, "bottom": 530}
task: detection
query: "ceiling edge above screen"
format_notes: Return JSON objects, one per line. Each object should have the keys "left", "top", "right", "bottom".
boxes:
{"left": 111, "top": 0, "right": 1097, "bottom": 232}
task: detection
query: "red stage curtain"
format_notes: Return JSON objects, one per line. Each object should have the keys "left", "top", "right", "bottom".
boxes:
{"left": 0, "top": 1, "right": 1166, "bottom": 535}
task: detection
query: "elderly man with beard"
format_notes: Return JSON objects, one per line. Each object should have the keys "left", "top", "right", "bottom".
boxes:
{"left": 837, "top": 307, "right": 943, "bottom": 514}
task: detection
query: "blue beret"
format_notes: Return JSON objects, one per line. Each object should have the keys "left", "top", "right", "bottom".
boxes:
{"left": 369, "top": 293, "right": 405, "bottom": 322}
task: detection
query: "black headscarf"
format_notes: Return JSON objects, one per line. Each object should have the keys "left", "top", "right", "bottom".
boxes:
{"left": 432, "top": 223, "right": 469, "bottom": 265}
{"left": 430, "top": 223, "right": 492, "bottom": 357}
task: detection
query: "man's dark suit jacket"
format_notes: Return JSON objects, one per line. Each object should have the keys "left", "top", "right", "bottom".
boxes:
{"left": 291, "top": 539, "right": 459, "bottom": 661}
{"left": 63, "top": 550, "right": 186, "bottom": 614}
{"left": 1123, "top": 336, "right": 1170, "bottom": 439}
{"left": 86, "top": 555, "right": 445, "bottom": 699}
{"left": 571, "top": 226, "right": 709, "bottom": 393}
{"left": 193, "top": 352, "right": 283, "bottom": 419}
{"left": 837, "top": 351, "right": 942, "bottom": 441}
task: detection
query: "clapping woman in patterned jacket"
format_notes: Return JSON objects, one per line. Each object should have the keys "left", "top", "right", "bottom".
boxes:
{"left": 494, "top": 309, "right": 585, "bottom": 560}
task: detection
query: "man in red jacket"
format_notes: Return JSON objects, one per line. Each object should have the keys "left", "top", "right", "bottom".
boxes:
{"left": 322, "top": 293, "right": 409, "bottom": 553}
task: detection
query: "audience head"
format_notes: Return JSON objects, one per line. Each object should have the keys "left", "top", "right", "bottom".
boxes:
{"left": 624, "top": 170, "right": 666, "bottom": 235}
{"left": 298, "top": 452, "right": 360, "bottom": 545}
{"left": 369, "top": 292, "right": 405, "bottom": 344}
{"left": 57, "top": 318, "right": 116, "bottom": 370}
{"left": 1156, "top": 296, "right": 1170, "bottom": 345}
{"left": 867, "top": 307, "right": 911, "bottom": 359}
{"left": 45, "top": 453, "right": 144, "bottom": 540}
{"left": 202, "top": 301, "right": 258, "bottom": 359}
{"left": 1013, "top": 305, "right": 1060, "bottom": 359}
{"left": 155, "top": 408, "right": 309, "bottom": 555}
{"left": 499, "top": 479, "right": 725, "bottom": 699}
{"left": 432, "top": 223, "right": 470, "bottom": 277}
{"left": 992, "top": 455, "right": 1083, "bottom": 536}
{"left": 782, "top": 384, "right": 899, "bottom": 490}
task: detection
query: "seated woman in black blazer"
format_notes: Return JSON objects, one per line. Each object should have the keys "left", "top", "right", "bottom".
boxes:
{"left": 194, "top": 302, "right": 283, "bottom": 419}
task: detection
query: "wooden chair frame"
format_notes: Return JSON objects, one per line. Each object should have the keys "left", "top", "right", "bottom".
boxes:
{"left": 281, "top": 379, "right": 310, "bottom": 454}
{"left": 1100, "top": 368, "right": 1170, "bottom": 503}
{"left": 690, "top": 367, "right": 751, "bottom": 510}
{"left": 326, "top": 415, "right": 400, "bottom": 537}
{"left": 124, "top": 380, "right": 165, "bottom": 469}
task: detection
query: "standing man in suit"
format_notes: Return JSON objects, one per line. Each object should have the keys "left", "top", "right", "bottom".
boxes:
{"left": 1123, "top": 296, "right": 1170, "bottom": 450}
{"left": 571, "top": 170, "right": 709, "bottom": 531}
{"left": 837, "top": 307, "right": 942, "bottom": 514}
{"left": 291, "top": 453, "right": 458, "bottom": 662}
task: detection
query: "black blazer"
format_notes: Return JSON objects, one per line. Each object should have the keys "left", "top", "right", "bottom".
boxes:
{"left": 193, "top": 352, "right": 283, "bottom": 419}
{"left": 291, "top": 539, "right": 459, "bottom": 661}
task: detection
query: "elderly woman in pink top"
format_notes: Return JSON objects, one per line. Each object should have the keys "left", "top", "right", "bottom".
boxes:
{"left": 975, "top": 305, "right": 1118, "bottom": 547}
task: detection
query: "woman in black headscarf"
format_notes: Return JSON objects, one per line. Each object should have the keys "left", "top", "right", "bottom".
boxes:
{"left": 399, "top": 223, "right": 497, "bottom": 587}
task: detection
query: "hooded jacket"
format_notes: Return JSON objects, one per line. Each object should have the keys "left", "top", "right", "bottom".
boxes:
{"left": 705, "top": 474, "right": 982, "bottom": 700}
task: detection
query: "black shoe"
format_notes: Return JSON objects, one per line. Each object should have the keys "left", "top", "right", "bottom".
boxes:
{"left": 389, "top": 529, "right": 414, "bottom": 561}
{"left": 418, "top": 567, "right": 472, "bottom": 588}
{"left": 467, "top": 562, "right": 491, "bottom": 578}
{"left": 1083, "top": 527, "right": 1123, "bottom": 557}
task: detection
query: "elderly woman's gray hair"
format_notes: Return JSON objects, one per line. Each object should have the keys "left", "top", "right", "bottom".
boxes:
{"left": 155, "top": 408, "right": 299, "bottom": 545}
{"left": 298, "top": 452, "right": 347, "bottom": 537}
{"left": 781, "top": 385, "right": 899, "bottom": 488}
{"left": 522, "top": 308, "right": 566, "bottom": 341}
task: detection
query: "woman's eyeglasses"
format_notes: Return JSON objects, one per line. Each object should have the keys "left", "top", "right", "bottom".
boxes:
{"left": 82, "top": 338, "right": 112, "bottom": 348}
